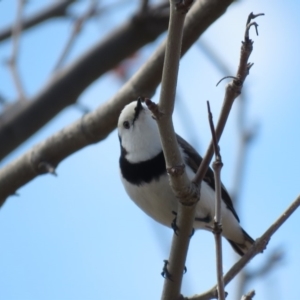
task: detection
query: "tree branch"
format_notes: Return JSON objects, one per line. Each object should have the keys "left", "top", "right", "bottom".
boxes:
{"left": 0, "top": 2, "right": 170, "bottom": 160}
{"left": 53, "top": 0, "right": 99, "bottom": 71}
{"left": 193, "top": 12, "right": 264, "bottom": 185}
{"left": 158, "top": 9, "right": 261, "bottom": 300}
{"left": 207, "top": 101, "right": 225, "bottom": 300}
{"left": 53, "top": 0, "right": 131, "bottom": 71}
{"left": 0, "top": 0, "right": 76, "bottom": 43}
{"left": 146, "top": 1, "right": 196, "bottom": 299}
{"left": 184, "top": 12, "right": 265, "bottom": 300}
{"left": 0, "top": 0, "right": 235, "bottom": 206}
{"left": 187, "top": 195, "right": 300, "bottom": 300}
{"left": 7, "top": 0, "right": 26, "bottom": 101}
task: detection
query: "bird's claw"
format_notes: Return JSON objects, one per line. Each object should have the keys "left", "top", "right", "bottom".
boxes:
{"left": 161, "top": 260, "right": 187, "bottom": 280}
{"left": 161, "top": 260, "right": 173, "bottom": 281}
{"left": 171, "top": 211, "right": 179, "bottom": 235}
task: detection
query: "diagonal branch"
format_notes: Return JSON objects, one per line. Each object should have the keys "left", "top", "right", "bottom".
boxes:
{"left": 193, "top": 12, "right": 264, "bottom": 186}
{"left": 183, "top": 12, "right": 264, "bottom": 300}
{"left": 0, "top": 0, "right": 235, "bottom": 206}
{"left": 186, "top": 195, "right": 300, "bottom": 300}
{"left": 0, "top": 1, "right": 170, "bottom": 161}
{"left": 53, "top": 0, "right": 132, "bottom": 71}
{"left": 53, "top": 0, "right": 99, "bottom": 71}
{"left": 7, "top": 0, "right": 27, "bottom": 101}
{"left": 0, "top": 0, "right": 76, "bottom": 43}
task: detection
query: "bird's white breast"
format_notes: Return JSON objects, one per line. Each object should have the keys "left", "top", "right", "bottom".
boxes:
{"left": 121, "top": 172, "right": 176, "bottom": 227}
{"left": 121, "top": 162, "right": 244, "bottom": 243}
{"left": 120, "top": 164, "right": 221, "bottom": 229}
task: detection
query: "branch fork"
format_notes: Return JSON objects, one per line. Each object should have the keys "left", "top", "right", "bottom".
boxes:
{"left": 144, "top": 97, "right": 164, "bottom": 120}
{"left": 167, "top": 164, "right": 186, "bottom": 177}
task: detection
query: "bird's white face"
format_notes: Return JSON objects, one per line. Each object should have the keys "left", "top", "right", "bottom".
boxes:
{"left": 118, "top": 100, "right": 162, "bottom": 163}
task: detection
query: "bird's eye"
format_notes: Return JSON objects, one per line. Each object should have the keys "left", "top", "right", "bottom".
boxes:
{"left": 123, "top": 121, "right": 130, "bottom": 129}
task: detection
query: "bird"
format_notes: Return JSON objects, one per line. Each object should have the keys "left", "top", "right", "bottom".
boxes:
{"left": 118, "top": 99, "right": 254, "bottom": 256}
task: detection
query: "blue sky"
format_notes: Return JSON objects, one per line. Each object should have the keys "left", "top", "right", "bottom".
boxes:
{"left": 0, "top": 1, "right": 300, "bottom": 300}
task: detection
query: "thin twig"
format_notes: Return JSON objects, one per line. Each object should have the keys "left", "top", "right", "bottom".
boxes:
{"left": 207, "top": 102, "right": 220, "bottom": 159}
{"left": 231, "top": 13, "right": 264, "bottom": 300}
{"left": 54, "top": 0, "right": 98, "bottom": 71}
{"left": 54, "top": 0, "right": 133, "bottom": 71}
{"left": 71, "top": 0, "right": 133, "bottom": 28}
{"left": 8, "top": 0, "right": 26, "bottom": 101}
{"left": 245, "top": 13, "right": 265, "bottom": 40}
{"left": 0, "top": 0, "right": 75, "bottom": 43}
{"left": 207, "top": 101, "right": 225, "bottom": 300}
{"left": 223, "top": 196, "right": 300, "bottom": 284}
{"left": 193, "top": 12, "right": 264, "bottom": 186}
{"left": 160, "top": 10, "right": 263, "bottom": 300}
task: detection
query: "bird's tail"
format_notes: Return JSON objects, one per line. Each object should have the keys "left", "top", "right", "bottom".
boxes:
{"left": 227, "top": 229, "right": 254, "bottom": 256}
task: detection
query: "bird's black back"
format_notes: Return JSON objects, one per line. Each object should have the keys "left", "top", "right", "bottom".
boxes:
{"left": 119, "top": 133, "right": 239, "bottom": 222}
{"left": 176, "top": 134, "right": 239, "bottom": 222}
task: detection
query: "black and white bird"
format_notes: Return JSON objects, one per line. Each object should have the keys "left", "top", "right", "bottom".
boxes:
{"left": 118, "top": 99, "right": 254, "bottom": 256}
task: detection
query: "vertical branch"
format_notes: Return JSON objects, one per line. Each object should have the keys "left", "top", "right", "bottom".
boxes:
{"left": 158, "top": 0, "right": 193, "bottom": 295}
{"left": 8, "top": 0, "right": 27, "bottom": 101}
{"left": 0, "top": 0, "right": 76, "bottom": 42}
{"left": 145, "top": 1, "right": 196, "bottom": 300}
{"left": 197, "top": 20, "right": 260, "bottom": 300}
{"left": 186, "top": 195, "right": 300, "bottom": 300}
{"left": 207, "top": 101, "right": 225, "bottom": 300}
{"left": 182, "top": 12, "right": 265, "bottom": 300}
{"left": 159, "top": 11, "right": 263, "bottom": 300}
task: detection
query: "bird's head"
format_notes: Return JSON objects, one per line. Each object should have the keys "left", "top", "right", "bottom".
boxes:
{"left": 118, "top": 99, "right": 162, "bottom": 163}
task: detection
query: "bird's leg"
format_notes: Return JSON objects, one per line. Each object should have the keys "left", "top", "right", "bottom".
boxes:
{"left": 171, "top": 211, "right": 179, "bottom": 235}
{"left": 161, "top": 259, "right": 187, "bottom": 280}
{"left": 195, "top": 214, "right": 212, "bottom": 223}
{"left": 172, "top": 211, "right": 195, "bottom": 237}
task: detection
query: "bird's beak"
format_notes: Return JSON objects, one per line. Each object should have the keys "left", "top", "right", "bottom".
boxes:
{"left": 133, "top": 97, "right": 144, "bottom": 124}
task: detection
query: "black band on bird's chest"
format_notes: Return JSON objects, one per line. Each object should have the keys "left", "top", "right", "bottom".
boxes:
{"left": 120, "top": 151, "right": 166, "bottom": 185}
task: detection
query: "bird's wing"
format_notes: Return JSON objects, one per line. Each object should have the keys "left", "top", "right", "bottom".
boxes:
{"left": 176, "top": 134, "right": 239, "bottom": 222}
